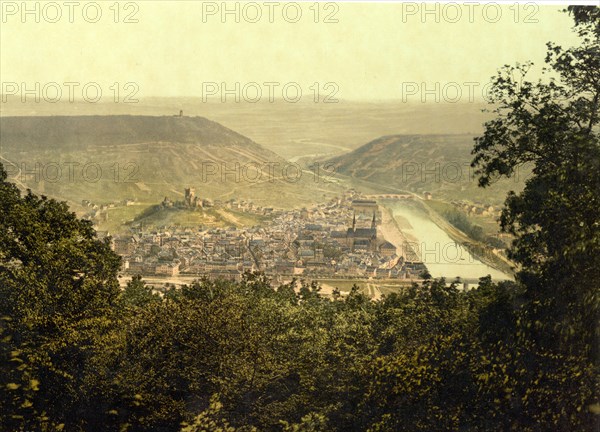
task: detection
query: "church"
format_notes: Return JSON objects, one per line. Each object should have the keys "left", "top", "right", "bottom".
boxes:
{"left": 346, "top": 212, "right": 377, "bottom": 252}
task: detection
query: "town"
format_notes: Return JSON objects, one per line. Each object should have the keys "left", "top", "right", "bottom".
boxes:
{"left": 109, "top": 189, "right": 428, "bottom": 283}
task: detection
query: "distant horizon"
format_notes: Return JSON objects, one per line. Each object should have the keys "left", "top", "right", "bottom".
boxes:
{"left": 0, "top": 95, "right": 493, "bottom": 103}
{"left": 1, "top": 3, "right": 581, "bottom": 100}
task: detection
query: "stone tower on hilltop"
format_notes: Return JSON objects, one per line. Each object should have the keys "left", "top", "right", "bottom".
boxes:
{"left": 184, "top": 187, "right": 202, "bottom": 208}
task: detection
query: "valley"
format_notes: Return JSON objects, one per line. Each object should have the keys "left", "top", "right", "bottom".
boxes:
{"left": 0, "top": 110, "right": 517, "bottom": 289}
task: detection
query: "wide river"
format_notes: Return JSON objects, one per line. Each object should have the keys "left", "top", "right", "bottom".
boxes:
{"left": 387, "top": 202, "right": 512, "bottom": 282}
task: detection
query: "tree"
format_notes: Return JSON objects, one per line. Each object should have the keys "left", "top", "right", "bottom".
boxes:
{"left": 120, "top": 274, "right": 160, "bottom": 308}
{"left": 470, "top": 7, "right": 600, "bottom": 430}
{"left": 471, "top": 6, "right": 600, "bottom": 357}
{"left": 0, "top": 163, "right": 122, "bottom": 430}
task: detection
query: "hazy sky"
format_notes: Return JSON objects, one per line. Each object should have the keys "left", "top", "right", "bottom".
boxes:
{"left": 0, "top": 1, "right": 589, "bottom": 102}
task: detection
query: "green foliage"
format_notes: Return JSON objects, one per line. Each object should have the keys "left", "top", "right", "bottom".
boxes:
{"left": 181, "top": 395, "right": 241, "bottom": 432}
{"left": 467, "top": 6, "right": 600, "bottom": 431}
{"left": 0, "top": 163, "right": 123, "bottom": 431}
{"left": 471, "top": 6, "right": 600, "bottom": 358}
{"left": 120, "top": 274, "right": 161, "bottom": 308}
{"left": 444, "top": 209, "right": 506, "bottom": 248}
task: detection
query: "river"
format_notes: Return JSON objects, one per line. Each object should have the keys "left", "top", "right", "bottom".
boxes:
{"left": 386, "top": 201, "right": 512, "bottom": 282}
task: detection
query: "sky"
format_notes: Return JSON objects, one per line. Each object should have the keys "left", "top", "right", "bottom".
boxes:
{"left": 0, "top": 1, "right": 589, "bottom": 102}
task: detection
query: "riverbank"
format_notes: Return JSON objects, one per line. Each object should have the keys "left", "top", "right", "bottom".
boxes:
{"left": 380, "top": 199, "right": 512, "bottom": 281}
{"left": 378, "top": 205, "right": 420, "bottom": 261}
{"left": 419, "top": 200, "right": 515, "bottom": 277}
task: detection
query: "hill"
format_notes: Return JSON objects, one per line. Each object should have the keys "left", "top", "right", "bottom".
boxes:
{"left": 0, "top": 99, "right": 492, "bottom": 161}
{"left": 0, "top": 115, "right": 275, "bottom": 151}
{"left": 0, "top": 115, "right": 345, "bottom": 219}
{"left": 326, "top": 134, "right": 527, "bottom": 205}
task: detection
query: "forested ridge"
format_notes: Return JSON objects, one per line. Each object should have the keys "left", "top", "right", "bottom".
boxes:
{"left": 1, "top": 6, "right": 599, "bottom": 432}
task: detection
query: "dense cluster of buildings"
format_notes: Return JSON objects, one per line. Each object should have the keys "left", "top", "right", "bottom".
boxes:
{"left": 111, "top": 190, "right": 427, "bottom": 281}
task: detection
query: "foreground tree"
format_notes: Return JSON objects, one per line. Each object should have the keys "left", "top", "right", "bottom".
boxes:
{"left": 471, "top": 6, "right": 600, "bottom": 358}
{"left": 0, "top": 163, "right": 122, "bottom": 430}
{"left": 470, "top": 6, "right": 600, "bottom": 430}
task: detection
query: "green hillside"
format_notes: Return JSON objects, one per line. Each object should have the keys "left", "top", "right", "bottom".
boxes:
{"left": 326, "top": 134, "right": 528, "bottom": 205}
{"left": 0, "top": 115, "right": 346, "bottom": 215}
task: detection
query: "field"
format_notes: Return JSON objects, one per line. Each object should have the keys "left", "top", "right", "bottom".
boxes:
{"left": 94, "top": 205, "right": 274, "bottom": 234}
{"left": 316, "top": 278, "right": 414, "bottom": 298}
